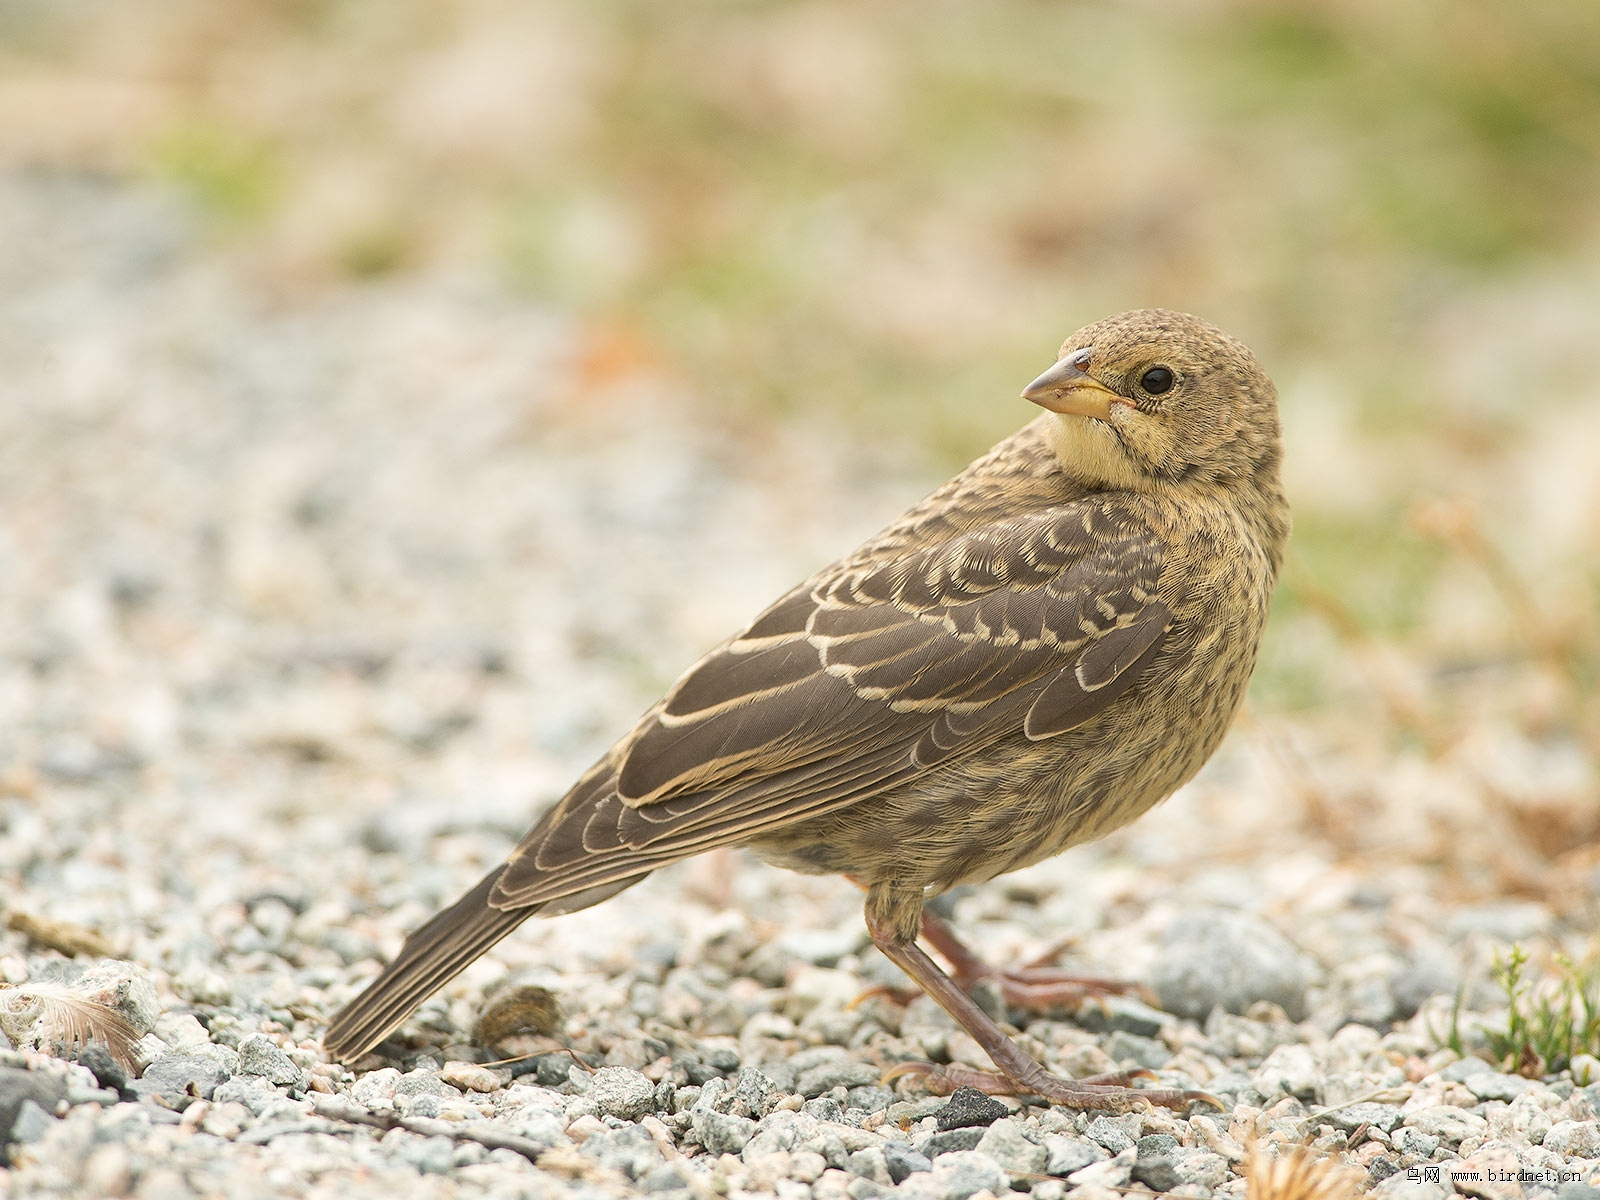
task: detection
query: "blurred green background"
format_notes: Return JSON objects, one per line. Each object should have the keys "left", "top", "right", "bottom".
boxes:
{"left": 4, "top": 0, "right": 1597, "bottom": 853}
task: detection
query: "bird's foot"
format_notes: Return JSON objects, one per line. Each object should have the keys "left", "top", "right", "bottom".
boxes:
{"left": 919, "top": 912, "right": 1156, "bottom": 1011}
{"left": 973, "top": 967, "right": 1156, "bottom": 1013}
{"left": 848, "top": 983, "right": 923, "bottom": 1009}
{"left": 882, "top": 1061, "right": 1220, "bottom": 1113}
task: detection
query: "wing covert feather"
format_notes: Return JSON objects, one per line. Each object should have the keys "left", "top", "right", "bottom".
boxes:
{"left": 494, "top": 495, "right": 1172, "bottom": 910}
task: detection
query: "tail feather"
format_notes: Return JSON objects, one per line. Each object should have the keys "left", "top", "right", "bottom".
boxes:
{"left": 323, "top": 866, "right": 532, "bottom": 1062}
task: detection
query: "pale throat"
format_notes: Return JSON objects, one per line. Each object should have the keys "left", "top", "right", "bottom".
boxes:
{"left": 1042, "top": 412, "right": 1151, "bottom": 492}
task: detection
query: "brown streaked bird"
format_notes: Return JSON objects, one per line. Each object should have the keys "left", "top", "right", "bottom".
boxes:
{"left": 324, "top": 309, "right": 1289, "bottom": 1110}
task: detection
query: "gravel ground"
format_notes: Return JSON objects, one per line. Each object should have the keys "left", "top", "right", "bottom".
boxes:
{"left": 1, "top": 172, "right": 1598, "bottom": 1199}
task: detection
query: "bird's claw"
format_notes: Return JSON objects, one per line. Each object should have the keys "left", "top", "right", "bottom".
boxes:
{"left": 847, "top": 983, "right": 923, "bottom": 1011}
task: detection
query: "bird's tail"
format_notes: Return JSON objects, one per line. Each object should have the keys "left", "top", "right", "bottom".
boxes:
{"left": 323, "top": 865, "right": 533, "bottom": 1062}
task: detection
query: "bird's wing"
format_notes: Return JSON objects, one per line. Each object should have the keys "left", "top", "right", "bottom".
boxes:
{"left": 494, "top": 496, "right": 1170, "bottom": 908}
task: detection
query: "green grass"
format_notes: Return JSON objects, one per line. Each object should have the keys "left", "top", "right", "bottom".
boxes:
{"left": 1441, "top": 946, "right": 1600, "bottom": 1078}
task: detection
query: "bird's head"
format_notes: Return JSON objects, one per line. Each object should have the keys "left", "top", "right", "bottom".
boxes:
{"left": 1024, "top": 309, "right": 1282, "bottom": 495}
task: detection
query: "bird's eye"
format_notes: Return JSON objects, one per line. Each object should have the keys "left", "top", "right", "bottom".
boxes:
{"left": 1139, "top": 366, "right": 1175, "bottom": 395}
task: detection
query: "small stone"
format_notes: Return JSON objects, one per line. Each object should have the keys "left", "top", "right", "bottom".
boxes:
{"left": 796, "top": 1059, "right": 880, "bottom": 1097}
{"left": 213, "top": 1075, "right": 278, "bottom": 1115}
{"left": 439, "top": 1061, "right": 508, "bottom": 1093}
{"left": 923, "top": 1149, "right": 1005, "bottom": 1200}
{"left": 1462, "top": 1072, "right": 1537, "bottom": 1102}
{"left": 81, "top": 1145, "right": 133, "bottom": 1195}
{"left": 76, "top": 1044, "right": 129, "bottom": 1096}
{"left": 1389, "top": 1127, "right": 1440, "bottom": 1160}
{"left": 1321, "top": 1102, "right": 1404, "bottom": 1135}
{"left": 847, "top": 1146, "right": 892, "bottom": 1184}
{"left": 789, "top": 1149, "right": 828, "bottom": 1182}
{"left": 1544, "top": 1119, "right": 1600, "bottom": 1158}
{"left": 883, "top": 1141, "right": 933, "bottom": 1182}
{"left": 693, "top": 1108, "right": 756, "bottom": 1155}
{"left": 887, "top": 1097, "right": 948, "bottom": 1125}
{"left": 1437, "top": 1058, "right": 1494, "bottom": 1082}
{"left": 1084, "top": 1115, "right": 1138, "bottom": 1155}
{"left": 804, "top": 1096, "right": 846, "bottom": 1123}
{"left": 1130, "top": 1134, "right": 1180, "bottom": 1191}
{"left": 1152, "top": 909, "right": 1312, "bottom": 1021}
{"left": 394, "top": 1069, "right": 460, "bottom": 1100}
{"left": 130, "top": 1050, "right": 231, "bottom": 1102}
{"left": 73, "top": 961, "right": 161, "bottom": 1034}
{"left": 935, "top": 1086, "right": 1009, "bottom": 1130}
{"left": 8, "top": 1098, "right": 56, "bottom": 1144}
{"left": 731, "top": 1068, "right": 777, "bottom": 1119}
{"left": 1557, "top": 1186, "right": 1600, "bottom": 1200}
{"left": 975, "top": 1117, "right": 1047, "bottom": 1181}
{"left": 1402, "top": 1106, "right": 1487, "bottom": 1146}
{"left": 1251, "top": 1044, "right": 1320, "bottom": 1102}
{"left": 1106, "top": 1031, "right": 1171, "bottom": 1069}
{"left": 236, "top": 1033, "right": 306, "bottom": 1089}
{"left": 915, "top": 1127, "right": 987, "bottom": 1158}
{"left": 1071, "top": 995, "right": 1170, "bottom": 1038}
{"left": 1370, "top": 1162, "right": 1452, "bottom": 1199}
{"left": 1170, "top": 1149, "right": 1228, "bottom": 1190}
{"left": 847, "top": 1085, "right": 895, "bottom": 1113}
{"left": 1043, "top": 1134, "right": 1105, "bottom": 1176}
{"left": 1069, "top": 1146, "right": 1135, "bottom": 1190}
{"left": 590, "top": 1066, "right": 656, "bottom": 1121}
{"left": 583, "top": 1124, "right": 665, "bottom": 1180}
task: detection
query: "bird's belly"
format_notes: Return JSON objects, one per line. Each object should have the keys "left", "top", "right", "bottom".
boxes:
{"left": 744, "top": 643, "right": 1250, "bottom": 896}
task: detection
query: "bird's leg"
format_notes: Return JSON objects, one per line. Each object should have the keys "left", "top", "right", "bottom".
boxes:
{"left": 864, "top": 884, "right": 1213, "bottom": 1113}
{"left": 918, "top": 908, "right": 1157, "bottom": 1012}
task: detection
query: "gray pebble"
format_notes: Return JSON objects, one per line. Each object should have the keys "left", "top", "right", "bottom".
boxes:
{"left": 130, "top": 1050, "right": 232, "bottom": 1102}
{"left": 1545, "top": 1120, "right": 1600, "bottom": 1158}
{"left": 847, "top": 1085, "right": 895, "bottom": 1113}
{"left": 914, "top": 1127, "right": 986, "bottom": 1158}
{"left": 1403, "top": 1106, "right": 1487, "bottom": 1145}
{"left": 213, "top": 1075, "right": 280, "bottom": 1115}
{"left": 796, "top": 1059, "right": 880, "bottom": 1097}
{"left": 934, "top": 1085, "right": 1008, "bottom": 1130}
{"left": 883, "top": 1141, "right": 933, "bottom": 1182}
{"left": 922, "top": 1149, "right": 1005, "bottom": 1200}
{"left": 731, "top": 1068, "right": 777, "bottom": 1118}
{"left": 1043, "top": 1133, "right": 1105, "bottom": 1176}
{"left": 1084, "top": 1114, "right": 1138, "bottom": 1155}
{"left": 1070, "top": 994, "right": 1170, "bottom": 1038}
{"left": 0, "top": 1068, "right": 67, "bottom": 1143}
{"left": 1152, "top": 908, "right": 1312, "bottom": 1021}
{"left": 1372, "top": 1165, "right": 1453, "bottom": 1199}
{"left": 1322, "top": 1102, "right": 1404, "bottom": 1134}
{"left": 1170, "top": 1149, "right": 1228, "bottom": 1190}
{"left": 975, "top": 1117, "right": 1047, "bottom": 1180}
{"left": 394, "top": 1068, "right": 462, "bottom": 1099}
{"left": 590, "top": 1066, "right": 656, "bottom": 1120}
{"left": 583, "top": 1124, "right": 665, "bottom": 1179}
{"left": 847, "top": 1146, "right": 893, "bottom": 1184}
{"left": 804, "top": 1095, "right": 846, "bottom": 1123}
{"left": 1438, "top": 1058, "right": 1494, "bottom": 1082}
{"left": 9, "top": 1099, "right": 57, "bottom": 1145}
{"left": 691, "top": 1108, "right": 756, "bottom": 1155}
{"left": 1068, "top": 1146, "right": 1135, "bottom": 1190}
{"left": 1106, "top": 1030, "right": 1171, "bottom": 1069}
{"left": 1463, "top": 1072, "right": 1538, "bottom": 1101}
{"left": 1251, "top": 1044, "right": 1321, "bottom": 1102}
{"left": 1389, "top": 1127, "right": 1440, "bottom": 1159}
{"left": 235, "top": 1033, "right": 306, "bottom": 1089}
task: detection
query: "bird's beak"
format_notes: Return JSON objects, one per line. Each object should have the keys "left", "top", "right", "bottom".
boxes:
{"left": 1022, "top": 349, "right": 1124, "bottom": 420}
